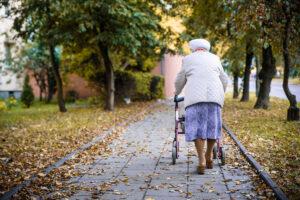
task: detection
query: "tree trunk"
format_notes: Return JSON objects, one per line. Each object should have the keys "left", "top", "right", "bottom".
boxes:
{"left": 255, "top": 56, "right": 260, "bottom": 97}
{"left": 99, "top": 44, "right": 114, "bottom": 111}
{"left": 254, "top": 45, "right": 276, "bottom": 109}
{"left": 49, "top": 45, "right": 67, "bottom": 112}
{"left": 241, "top": 42, "right": 254, "bottom": 102}
{"left": 39, "top": 87, "right": 43, "bottom": 101}
{"left": 282, "top": 3, "right": 299, "bottom": 121}
{"left": 46, "top": 67, "right": 56, "bottom": 103}
{"left": 33, "top": 73, "right": 43, "bottom": 101}
{"left": 233, "top": 73, "right": 239, "bottom": 99}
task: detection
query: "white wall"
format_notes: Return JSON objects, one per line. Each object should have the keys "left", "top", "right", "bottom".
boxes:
{"left": 0, "top": 6, "right": 25, "bottom": 93}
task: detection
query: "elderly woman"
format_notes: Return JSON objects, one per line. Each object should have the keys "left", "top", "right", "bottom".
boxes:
{"left": 174, "top": 38, "right": 228, "bottom": 174}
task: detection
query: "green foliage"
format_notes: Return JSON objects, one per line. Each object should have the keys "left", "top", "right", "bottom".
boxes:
{"left": 60, "top": 0, "right": 165, "bottom": 62}
{"left": 87, "top": 96, "right": 105, "bottom": 106}
{"left": 21, "top": 42, "right": 51, "bottom": 71}
{"left": 115, "top": 70, "right": 136, "bottom": 99}
{"left": 65, "top": 90, "right": 79, "bottom": 103}
{"left": 5, "top": 97, "right": 18, "bottom": 109}
{"left": 115, "top": 70, "right": 164, "bottom": 101}
{"left": 0, "top": 100, "right": 7, "bottom": 111}
{"left": 223, "top": 42, "right": 245, "bottom": 77}
{"left": 21, "top": 75, "right": 34, "bottom": 108}
{"left": 150, "top": 75, "right": 164, "bottom": 99}
{"left": 133, "top": 72, "right": 153, "bottom": 100}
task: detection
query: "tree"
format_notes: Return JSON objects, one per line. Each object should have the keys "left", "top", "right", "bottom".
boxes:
{"left": 21, "top": 75, "right": 34, "bottom": 108}
{"left": 181, "top": 0, "right": 260, "bottom": 102}
{"left": 60, "top": 0, "right": 165, "bottom": 110}
{"left": 252, "top": 1, "right": 277, "bottom": 109}
{"left": 7, "top": 0, "right": 67, "bottom": 112}
{"left": 253, "top": 0, "right": 299, "bottom": 111}
{"left": 21, "top": 42, "right": 52, "bottom": 102}
{"left": 240, "top": 41, "right": 254, "bottom": 101}
{"left": 223, "top": 43, "right": 244, "bottom": 99}
{"left": 281, "top": 0, "right": 299, "bottom": 120}
{"left": 254, "top": 44, "right": 276, "bottom": 109}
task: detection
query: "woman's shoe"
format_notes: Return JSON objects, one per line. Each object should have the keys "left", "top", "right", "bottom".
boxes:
{"left": 206, "top": 160, "right": 213, "bottom": 169}
{"left": 197, "top": 165, "right": 205, "bottom": 175}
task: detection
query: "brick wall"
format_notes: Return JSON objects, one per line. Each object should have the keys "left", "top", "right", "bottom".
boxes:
{"left": 28, "top": 70, "right": 99, "bottom": 99}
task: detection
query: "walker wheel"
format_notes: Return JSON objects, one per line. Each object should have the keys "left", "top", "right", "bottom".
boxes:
{"left": 213, "top": 145, "right": 217, "bottom": 159}
{"left": 172, "top": 141, "right": 177, "bottom": 165}
{"left": 221, "top": 148, "right": 226, "bottom": 165}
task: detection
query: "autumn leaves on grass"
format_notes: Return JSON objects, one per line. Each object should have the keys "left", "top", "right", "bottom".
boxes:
{"left": 223, "top": 94, "right": 300, "bottom": 198}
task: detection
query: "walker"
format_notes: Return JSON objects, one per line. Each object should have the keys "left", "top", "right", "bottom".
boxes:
{"left": 173, "top": 95, "right": 226, "bottom": 165}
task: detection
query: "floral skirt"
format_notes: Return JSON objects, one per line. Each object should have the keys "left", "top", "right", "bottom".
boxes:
{"left": 185, "top": 102, "right": 222, "bottom": 142}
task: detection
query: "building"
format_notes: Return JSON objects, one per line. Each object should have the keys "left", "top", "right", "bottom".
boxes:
{"left": 152, "top": 53, "right": 184, "bottom": 98}
{"left": 0, "top": 6, "right": 25, "bottom": 99}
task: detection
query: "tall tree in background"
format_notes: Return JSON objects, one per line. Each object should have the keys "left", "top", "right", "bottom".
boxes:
{"left": 227, "top": 1, "right": 259, "bottom": 102}
{"left": 61, "top": 0, "right": 165, "bottom": 110}
{"left": 21, "top": 42, "right": 52, "bottom": 102}
{"left": 281, "top": 0, "right": 299, "bottom": 120}
{"left": 45, "top": 0, "right": 66, "bottom": 112}
{"left": 254, "top": 44, "right": 276, "bottom": 109}
{"left": 254, "top": 1, "right": 277, "bottom": 109}
{"left": 240, "top": 41, "right": 254, "bottom": 101}
{"left": 6, "top": 0, "right": 67, "bottom": 112}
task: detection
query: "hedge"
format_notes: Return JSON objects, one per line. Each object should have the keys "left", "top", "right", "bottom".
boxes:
{"left": 115, "top": 70, "right": 164, "bottom": 101}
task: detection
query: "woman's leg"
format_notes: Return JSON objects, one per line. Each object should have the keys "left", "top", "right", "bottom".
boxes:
{"left": 194, "top": 139, "right": 206, "bottom": 166}
{"left": 206, "top": 139, "right": 216, "bottom": 162}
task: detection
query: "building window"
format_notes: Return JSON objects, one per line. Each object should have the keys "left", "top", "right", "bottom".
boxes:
{"left": 8, "top": 91, "right": 15, "bottom": 98}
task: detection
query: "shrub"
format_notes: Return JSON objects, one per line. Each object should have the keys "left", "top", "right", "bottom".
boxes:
{"left": 6, "top": 97, "right": 18, "bottom": 109}
{"left": 21, "top": 75, "right": 34, "bottom": 108}
{"left": 87, "top": 96, "right": 104, "bottom": 106}
{"left": 0, "top": 100, "right": 6, "bottom": 111}
{"left": 114, "top": 70, "right": 164, "bottom": 101}
{"left": 115, "top": 70, "right": 136, "bottom": 99}
{"left": 131, "top": 72, "right": 152, "bottom": 100}
{"left": 150, "top": 75, "right": 164, "bottom": 99}
{"left": 65, "top": 90, "right": 79, "bottom": 103}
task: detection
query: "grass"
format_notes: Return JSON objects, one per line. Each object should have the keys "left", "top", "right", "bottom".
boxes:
{"left": 273, "top": 77, "right": 300, "bottom": 85}
{"left": 0, "top": 100, "right": 155, "bottom": 194}
{"left": 223, "top": 93, "right": 300, "bottom": 199}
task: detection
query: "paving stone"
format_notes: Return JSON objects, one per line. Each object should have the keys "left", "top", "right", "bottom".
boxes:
{"left": 188, "top": 191, "right": 230, "bottom": 200}
{"left": 59, "top": 101, "right": 259, "bottom": 200}
{"left": 101, "top": 191, "right": 145, "bottom": 200}
{"left": 145, "top": 186, "right": 187, "bottom": 198}
{"left": 69, "top": 191, "right": 92, "bottom": 200}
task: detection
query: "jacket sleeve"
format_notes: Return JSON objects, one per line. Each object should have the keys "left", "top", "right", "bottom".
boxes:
{"left": 174, "top": 59, "right": 187, "bottom": 95}
{"left": 217, "top": 58, "right": 228, "bottom": 92}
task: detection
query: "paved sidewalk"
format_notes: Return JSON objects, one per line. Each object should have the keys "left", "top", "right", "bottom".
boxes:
{"left": 67, "top": 101, "right": 258, "bottom": 200}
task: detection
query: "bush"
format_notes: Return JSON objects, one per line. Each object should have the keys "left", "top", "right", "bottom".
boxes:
{"left": 21, "top": 75, "right": 34, "bottom": 108}
{"left": 87, "top": 96, "right": 104, "bottom": 106}
{"left": 131, "top": 72, "right": 152, "bottom": 100}
{"left": 0, "top": 100, "right": 6, "bottom": 111}
{"left": 115, "top": 70, "right": 136, "bottom": 99}
{"left": 114, "top": 70, "right": 164, "bottom": 101}
{"left": 150, "top": 75, "right": 164, "bottom": 99}
{"left": 6, "top": 97, "right": 18, "bottom": 109}
{"left": 65, "top": 90, "right": 79, "bottom": 103}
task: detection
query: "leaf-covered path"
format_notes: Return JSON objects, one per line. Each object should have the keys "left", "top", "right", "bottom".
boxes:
{"left": 63, "top": 101, "right": 259, "bottom": 199}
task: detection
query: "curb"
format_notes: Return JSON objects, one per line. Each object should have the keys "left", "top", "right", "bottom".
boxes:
{"left": 223, "top": 124, "right": 288, "bottom": 200}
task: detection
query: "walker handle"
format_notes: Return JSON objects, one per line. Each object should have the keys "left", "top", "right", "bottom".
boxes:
{"left": 174, "top": 95, "right": 184, "bottom": 103}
